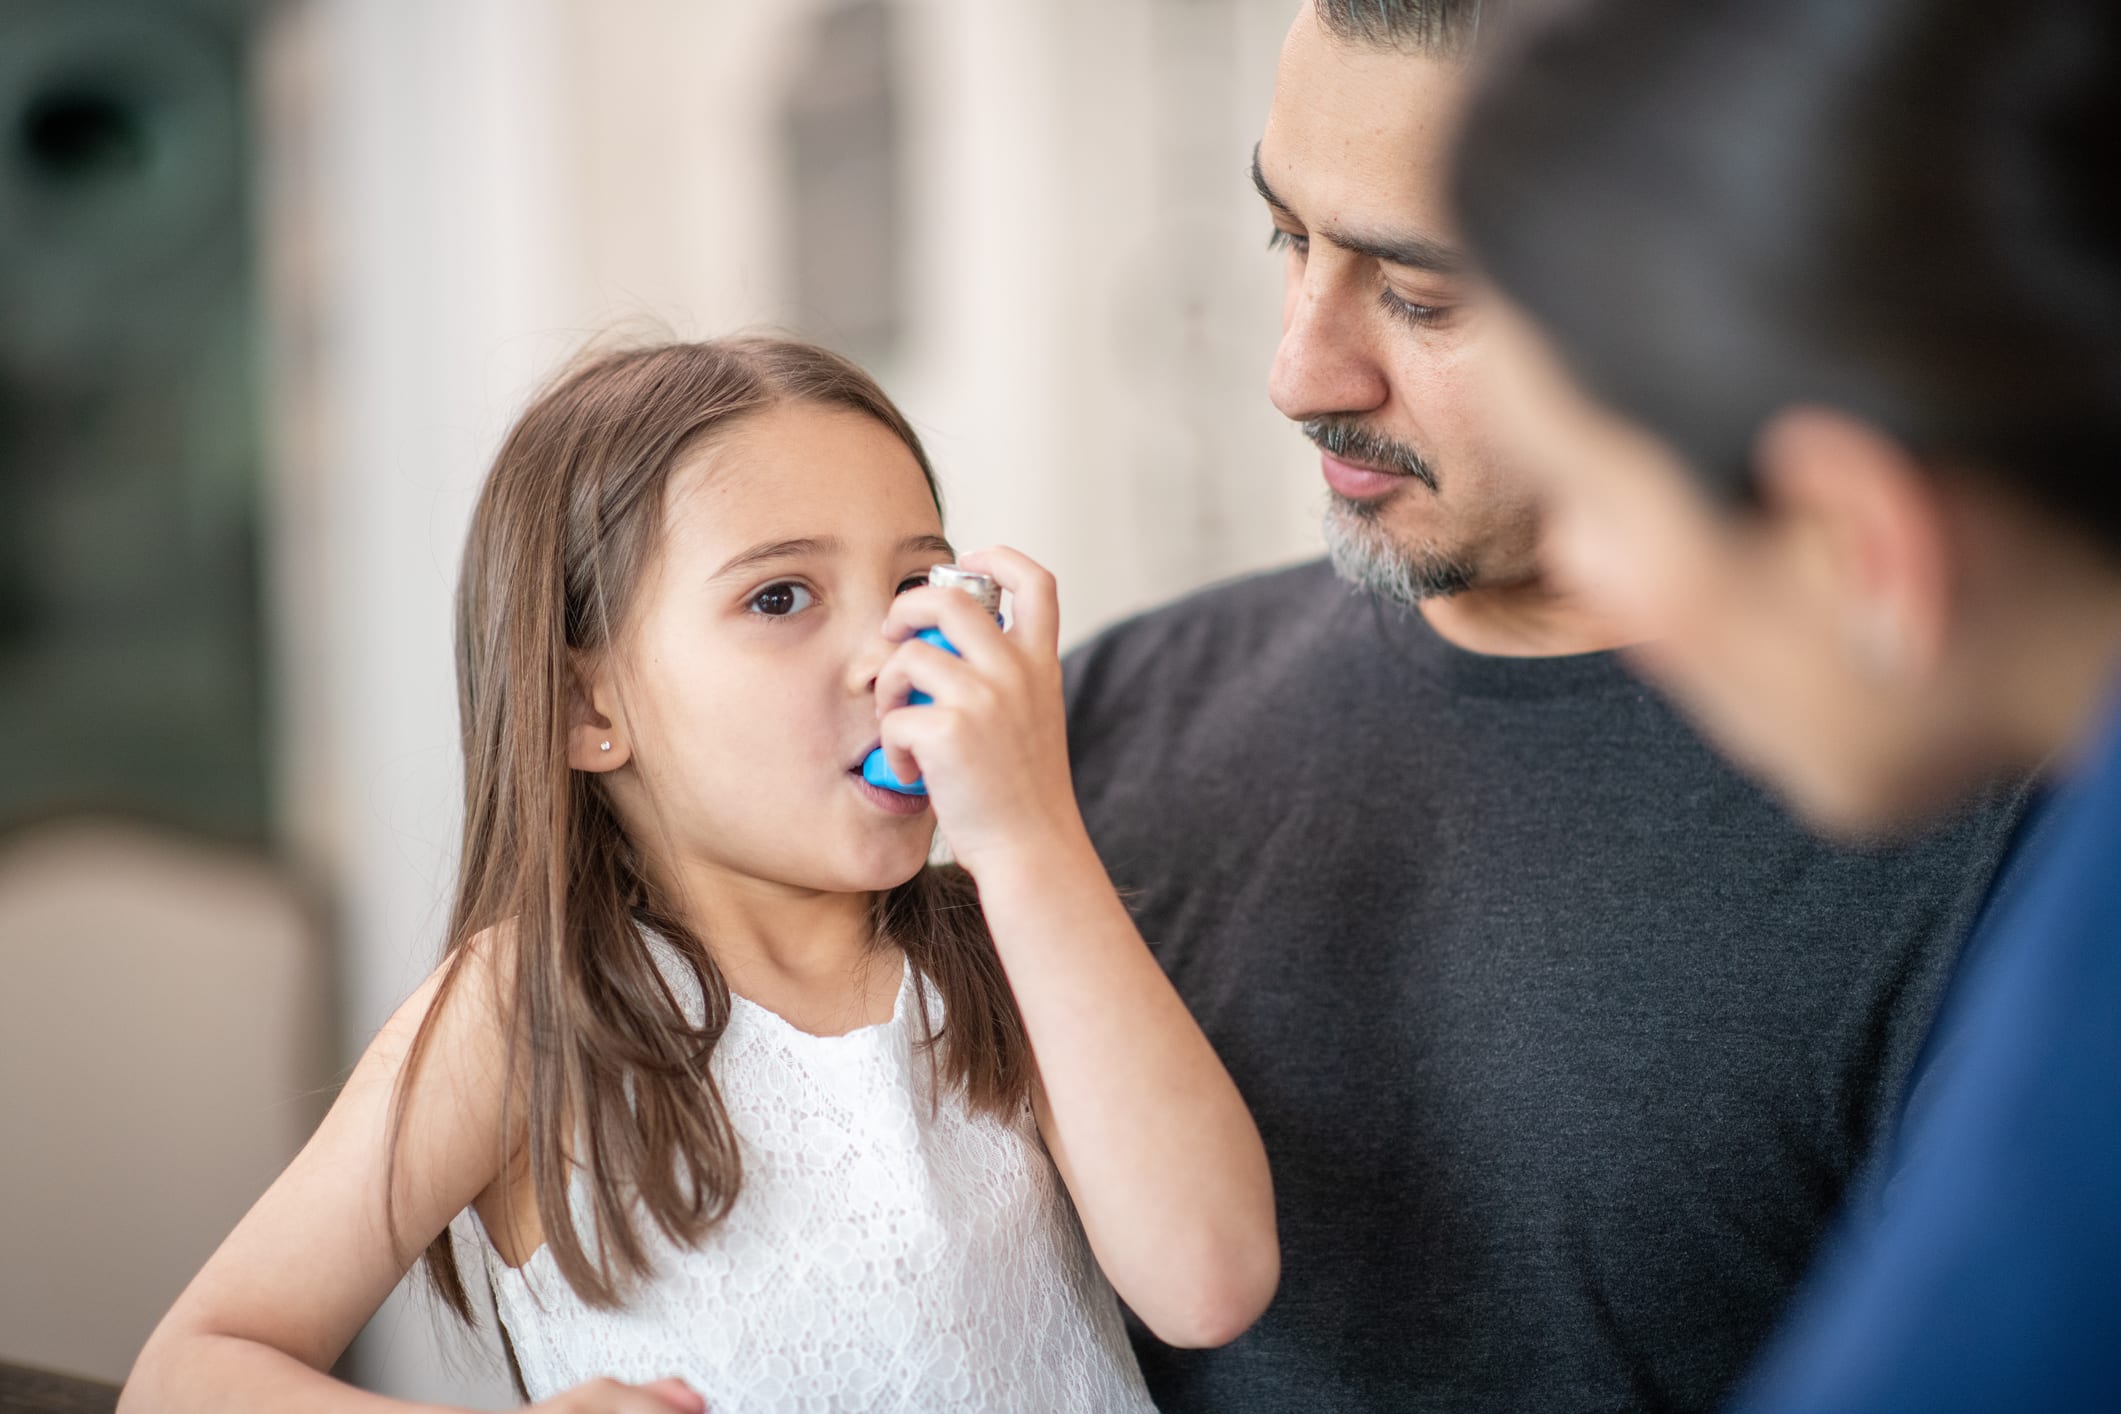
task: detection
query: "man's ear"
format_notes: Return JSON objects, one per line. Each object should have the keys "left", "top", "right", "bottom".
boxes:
{"left": 564, "top": 656, "right": 630, "bottom": 772}
{"left": 1752, "top": 405, "right": 1953, "bottom": 683}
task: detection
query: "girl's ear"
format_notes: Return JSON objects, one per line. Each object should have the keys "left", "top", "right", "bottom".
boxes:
{"left": 566, "top": 657, "right": 631, "bottom": 772}
{"left": 1752, "top": 405, "right": 1954, "bottom": 685}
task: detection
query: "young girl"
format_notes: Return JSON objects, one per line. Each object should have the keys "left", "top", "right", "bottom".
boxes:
{"left": 122, "top": 338, "right": 1278, "bottom": 1413}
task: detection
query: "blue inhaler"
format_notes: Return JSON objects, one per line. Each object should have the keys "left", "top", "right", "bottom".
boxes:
{"left": 861, "top": 564, "right": 1003, "bottom": 796}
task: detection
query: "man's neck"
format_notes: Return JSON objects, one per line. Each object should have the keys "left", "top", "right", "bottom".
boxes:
{"left": 1415, "top": 576, "right": 1641, "bottom": 658}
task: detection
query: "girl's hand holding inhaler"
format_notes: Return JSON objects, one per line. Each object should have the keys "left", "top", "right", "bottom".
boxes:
{"left": 873, "top": 545, "right": 1280, "bottom": 1340}
{"left": 873, "top": 546, "right": 1085, "bottom": 879}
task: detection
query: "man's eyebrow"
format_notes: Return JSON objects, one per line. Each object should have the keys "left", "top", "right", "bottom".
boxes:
{"left": 1250, "top": 143, "right": 1293, "bottom": 215}
{"left": 1333, "top": 228, "right": 1467, "bottom": 277}
{"left": 1249, "top": 140, "right": 1468, "bottom": 277}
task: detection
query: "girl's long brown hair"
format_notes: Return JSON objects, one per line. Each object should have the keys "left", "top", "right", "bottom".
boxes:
{"left": 387, "top": 337, "right": 1033, "bottom": 1321}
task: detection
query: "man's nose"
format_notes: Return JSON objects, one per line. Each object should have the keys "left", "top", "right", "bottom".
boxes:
{"left": 1269, "top": 271, "right": 1390, "bottom": 424}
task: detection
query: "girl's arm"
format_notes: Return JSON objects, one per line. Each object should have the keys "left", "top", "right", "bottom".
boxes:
{"left": 120, "top": 935, "right": 702, "bottom": 1414}
{"left": 875, "top": 548, "right": 1280, "bottom": 1348}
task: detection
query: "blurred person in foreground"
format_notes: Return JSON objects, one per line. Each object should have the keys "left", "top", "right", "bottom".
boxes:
{"left": 1456, "top": 0, "right": 2121, "bottom": 1408}
{"left": 1059, "top": 1, "right": 2030, "bottom": 1409}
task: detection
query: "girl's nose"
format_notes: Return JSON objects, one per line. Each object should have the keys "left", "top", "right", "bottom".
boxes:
{"left": 849, "top": 623, "right": 894, "bottom": 696}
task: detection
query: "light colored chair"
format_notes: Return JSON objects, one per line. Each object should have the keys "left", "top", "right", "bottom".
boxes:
{"left": 0, "top": 819, "right": 333, "bottom": 1384}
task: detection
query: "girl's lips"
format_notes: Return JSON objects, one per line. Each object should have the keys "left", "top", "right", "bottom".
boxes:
{"left": 849, "top": 768, "right": 930, "bottom": 816}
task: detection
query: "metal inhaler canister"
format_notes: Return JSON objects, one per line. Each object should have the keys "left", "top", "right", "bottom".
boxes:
{"left": 862, "top": 565, "right": 1003, "bottom": 796}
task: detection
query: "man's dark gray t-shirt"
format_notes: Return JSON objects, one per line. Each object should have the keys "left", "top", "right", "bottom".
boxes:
{"left": 1062, "top": 561, "right": 2022, "bottom": 1414}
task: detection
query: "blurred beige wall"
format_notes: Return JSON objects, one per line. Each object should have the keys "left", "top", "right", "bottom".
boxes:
{"left": 260, "top": 0, "right": 1318, "bottom": 1402}
{"left": 0, "top": 822, "right": 332, "bottom": 1384}
{"left": 544, "top": 0, "right": 1321, "bottom": 632}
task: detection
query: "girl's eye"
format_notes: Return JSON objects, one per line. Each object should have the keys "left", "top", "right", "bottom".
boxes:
{"left": 896, "top": 573, "right": 931, "bottom": 595}
{"left": 1267, "top": 227, "right": 1309, "bottom": 258}
{"left": 748, "top": 582, "right": 815, "bottom": 617}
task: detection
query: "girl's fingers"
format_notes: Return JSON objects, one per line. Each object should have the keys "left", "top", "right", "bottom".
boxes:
{"left": 875, "top": 637, "right": 981, "bottom": 717}
{"left": 878, "top": 701, "right": 955, "bottom": 788}
{"left": 541, "top": 1376, "right": 706, "bottom": 1413}
{"left": 639, "top": 1377, "right": 707, "bottom": 1413}
{"left": 957, "top": 546, "right": 1060, "bottom": 654}
{"left": 883, "top": 583, "right": 1007, "bottom": 659}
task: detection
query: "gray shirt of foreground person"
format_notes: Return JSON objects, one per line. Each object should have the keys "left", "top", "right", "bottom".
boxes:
{"left": 1063, "top": 560, "right": 2024, "bottom": 1414}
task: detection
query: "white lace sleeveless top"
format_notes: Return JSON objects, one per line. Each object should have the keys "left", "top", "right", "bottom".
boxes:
{"left": 465, "top": 948, "right": 1154, "bottom": 1413}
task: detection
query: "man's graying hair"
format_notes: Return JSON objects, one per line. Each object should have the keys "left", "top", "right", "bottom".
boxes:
{"left": 1313, "top": 0, "right": 1495, "bottom": 56}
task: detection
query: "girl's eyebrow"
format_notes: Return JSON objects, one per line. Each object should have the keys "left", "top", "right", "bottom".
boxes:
{"left": 712, "top": 536, "right": 837, "bottom": 582}
{"left": 712, "top": 533, "right": 955, "bottom": 582}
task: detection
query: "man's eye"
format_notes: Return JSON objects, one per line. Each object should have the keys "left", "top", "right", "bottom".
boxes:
{"left": 1267, "top": 227, "right": 1309, "bottom": 257}
{"left": 749, "top": 582, "right": 815, "bottom": 617}
{"left": 1379, "top": 286, "right": 1453, "bottom": 328}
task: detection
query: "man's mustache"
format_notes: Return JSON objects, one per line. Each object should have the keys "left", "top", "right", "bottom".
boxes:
{"left": 1301, "top": 418, "right": 1439, "bottom": 493}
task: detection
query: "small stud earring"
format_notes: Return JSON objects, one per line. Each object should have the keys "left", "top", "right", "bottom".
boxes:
{"left": 600, "top": 740, "right": 612, "bottom": 752}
